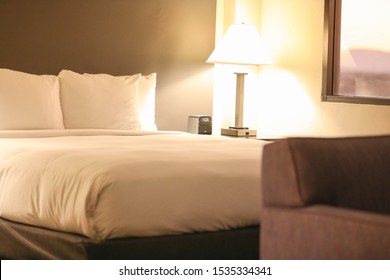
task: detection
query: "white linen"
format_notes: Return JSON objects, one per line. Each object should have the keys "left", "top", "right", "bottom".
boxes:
{"left": 0, "top": 130, "right": 264, "bottom": 241}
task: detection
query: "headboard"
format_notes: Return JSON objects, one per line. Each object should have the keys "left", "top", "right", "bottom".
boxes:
{"left": 0, "top": 0, "right": 216, "bottom": 131}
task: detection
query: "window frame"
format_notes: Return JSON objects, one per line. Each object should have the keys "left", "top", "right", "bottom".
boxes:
{"left": 322, "top": 0, "right": 390, "bottom": 106}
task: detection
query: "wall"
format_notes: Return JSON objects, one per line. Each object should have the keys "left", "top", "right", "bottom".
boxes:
{"left": 0, "top": 0, "right": 216, "bottom": 132}
{"left": 213, "top": 0, "right": 390, "bottom": 137}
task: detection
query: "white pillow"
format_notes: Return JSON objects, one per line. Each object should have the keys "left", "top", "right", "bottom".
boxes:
{"left": 116, "top": 73, "right": 158, "bottom": 130}
{"left": 59, "top": 70, "right": 141, "bottom": 130}
{"left": 0, "top": 68, "right": 64, "bottom": 129}
{"left": 139, "top": 73, "right": 157, "bottom": 130}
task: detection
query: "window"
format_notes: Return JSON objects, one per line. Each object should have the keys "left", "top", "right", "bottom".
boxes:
{"left": 322, "top": 0, "right": 390, "bottom": 105}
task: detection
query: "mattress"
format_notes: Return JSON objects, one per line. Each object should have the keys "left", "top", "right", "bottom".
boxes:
{"left": 0, "top": 130, "right": 264, "bottom": 242}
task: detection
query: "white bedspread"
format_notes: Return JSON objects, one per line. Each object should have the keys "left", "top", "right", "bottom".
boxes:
{"left": 0, "top": 130, "right": 265, "bottom": 241}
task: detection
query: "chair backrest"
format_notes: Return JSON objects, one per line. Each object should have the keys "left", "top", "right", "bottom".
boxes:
{"left": 262, "top": 135, "right": 390, "bottom": 215}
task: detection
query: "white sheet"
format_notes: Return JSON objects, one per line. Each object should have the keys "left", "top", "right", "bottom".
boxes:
{"left": 0, "top": 130, "right": 264, "bottom": 241}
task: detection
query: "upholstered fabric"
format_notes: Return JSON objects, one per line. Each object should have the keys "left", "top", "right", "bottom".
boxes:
{"left": 261, "top": 135, "right": 390, "bottom": 259}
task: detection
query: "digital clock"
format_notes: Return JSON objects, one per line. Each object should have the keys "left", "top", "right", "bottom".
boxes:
{"left": 187, "top": 115, "right": 212, "bottom": 135}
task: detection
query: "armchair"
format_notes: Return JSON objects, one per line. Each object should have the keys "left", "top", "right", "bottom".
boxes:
{"left": 261, "top": 135, "right": 390, "bottom": 259}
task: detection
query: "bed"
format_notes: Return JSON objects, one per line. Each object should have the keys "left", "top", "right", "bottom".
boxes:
{"left": 0, "top": 69, "right": 265, "bottom": 260}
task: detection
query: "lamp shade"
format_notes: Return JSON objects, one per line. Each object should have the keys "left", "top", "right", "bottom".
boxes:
{"left": 207, "top": 23, "right": 272, "bottom": 66}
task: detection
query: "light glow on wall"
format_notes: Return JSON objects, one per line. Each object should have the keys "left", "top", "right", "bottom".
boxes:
{"left": 255, "top": 68, "right": 318, "bottom": 137}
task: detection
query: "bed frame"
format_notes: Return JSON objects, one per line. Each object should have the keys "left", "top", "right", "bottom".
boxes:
{"left": 0, "top": 218, "right": 259, "bottom": 260}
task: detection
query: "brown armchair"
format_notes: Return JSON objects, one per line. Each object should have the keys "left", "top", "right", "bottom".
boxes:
{"left": 260, "top": 135, "right": 390, "bottom": 259}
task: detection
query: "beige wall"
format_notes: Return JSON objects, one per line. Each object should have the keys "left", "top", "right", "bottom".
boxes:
{"left": 213, "top": 0, "right": 390, "bottom": 137}
{"left": 0, "top": 0, "right": 216, "bottom": 132}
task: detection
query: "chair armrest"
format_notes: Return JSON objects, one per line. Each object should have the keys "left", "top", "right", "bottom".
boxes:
{"left": 261, "top": 139, "right": 305, "bottom": 207}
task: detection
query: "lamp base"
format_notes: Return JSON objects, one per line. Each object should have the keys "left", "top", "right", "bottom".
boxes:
{"left": 221, "top": 127, "right": 257, "bottom": 138}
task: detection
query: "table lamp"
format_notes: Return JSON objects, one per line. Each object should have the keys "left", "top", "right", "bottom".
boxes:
{"left": 207, "top": 23, "right": 272, "bottom": 137}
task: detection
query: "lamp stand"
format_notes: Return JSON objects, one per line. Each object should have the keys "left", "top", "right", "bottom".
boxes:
{"left": 221, "top": 72, "right": 257, "bottom": 138}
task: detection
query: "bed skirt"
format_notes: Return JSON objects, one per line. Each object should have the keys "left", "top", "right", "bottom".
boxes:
{"left": 0, "top": 218, "right": 259, "bottom": 260}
